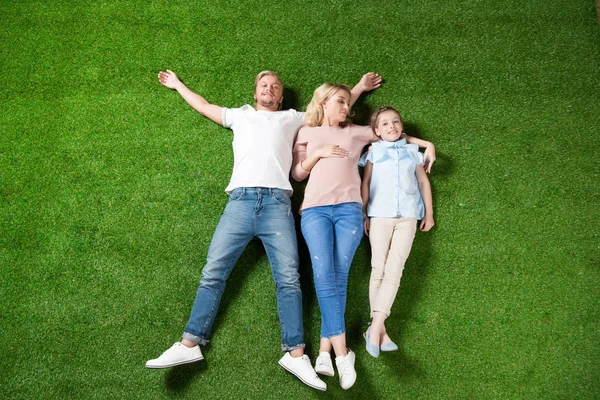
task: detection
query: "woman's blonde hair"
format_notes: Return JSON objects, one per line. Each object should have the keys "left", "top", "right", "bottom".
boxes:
{"left": 305, "top": 83, "right": 352, "bottom": 127}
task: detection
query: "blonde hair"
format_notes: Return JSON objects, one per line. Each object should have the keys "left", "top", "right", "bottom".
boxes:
{"left": 254, "top": 70, "right": 283, "bottom": 110}
{"left": 370, "top": 106, "right": 402, "bottom": 132}
{"left": 305, "top": 83, "right": 352, "bottom": 127}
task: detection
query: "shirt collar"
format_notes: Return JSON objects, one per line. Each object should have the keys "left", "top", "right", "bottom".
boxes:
{"left": 378, "top": 138, "right": 407, "bottom": 147}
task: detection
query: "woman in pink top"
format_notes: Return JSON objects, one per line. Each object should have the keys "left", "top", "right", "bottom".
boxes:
{"left": 292, "top": 83, "right": 435, "bottom": 389}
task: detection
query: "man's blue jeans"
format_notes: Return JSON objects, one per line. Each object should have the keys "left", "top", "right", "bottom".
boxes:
{"left": 183, "top": 187, "right": 305, "bottom": 351}
{"left": 300, "top": 202, "right": 364, "bottom": 338}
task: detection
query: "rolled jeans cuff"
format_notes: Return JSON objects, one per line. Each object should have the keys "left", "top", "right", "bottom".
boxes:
{"left": 282, "top": 343, "right": 305, "bottom": 352}
{"left": 182, "top": 331, "right": 209, "bottom": 346}
{"left": 321, "top": 329, "right": 346, "bottom": 339}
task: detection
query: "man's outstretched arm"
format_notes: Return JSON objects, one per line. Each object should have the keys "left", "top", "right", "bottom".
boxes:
{"left": 158, "top": 70, "right": 223, "bottom": 125}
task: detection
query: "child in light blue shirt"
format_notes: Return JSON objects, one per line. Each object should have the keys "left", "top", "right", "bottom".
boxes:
{"left": 358, "top": 106, "right": 434, "bottom": 358}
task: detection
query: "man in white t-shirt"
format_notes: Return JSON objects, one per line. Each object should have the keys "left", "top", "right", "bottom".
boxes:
{"left": 145, "top": 70, "right": 381, "bottom": 391}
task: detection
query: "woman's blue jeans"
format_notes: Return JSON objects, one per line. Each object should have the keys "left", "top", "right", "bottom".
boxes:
{"left": 301, "top": 202, "right": 364, "bottom": 338}
{"left": 183, "top": 188, "right": 305, "bottom": 351}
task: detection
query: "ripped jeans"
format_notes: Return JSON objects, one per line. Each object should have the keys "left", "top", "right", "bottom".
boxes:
{"left": 300, "top": 202, "right": 364, "bottom": 338}
{"left": 183, "top": 187, "right": 304, "bottom": 351}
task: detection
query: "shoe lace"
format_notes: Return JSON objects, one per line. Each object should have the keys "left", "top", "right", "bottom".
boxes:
{"left": 338, "top": 358, "right": 350, "bottom": 376}
{"left": 301, "top": 355, "right": 318, "bottom": 378}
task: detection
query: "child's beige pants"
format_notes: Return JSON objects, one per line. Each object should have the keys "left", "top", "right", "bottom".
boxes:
{"left": 368, "top": 217, "right": 417, "bottom": 317}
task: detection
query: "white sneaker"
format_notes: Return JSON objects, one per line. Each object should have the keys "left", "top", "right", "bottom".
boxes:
{"left": 335, "top": 349, "right": 357, "bottom": 390}
{"left": 145, "top": 342, "right": 204, "bottom": 368}
{"left": 279, "top": 352, "right": 327, "bottom": 391}
{"left": 314, "top": 352, "right": 335, "bottom": 377}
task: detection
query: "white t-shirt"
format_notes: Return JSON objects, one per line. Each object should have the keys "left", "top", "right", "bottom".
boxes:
{"left": 221, "top": 105, "right": 305, "bottom": 194}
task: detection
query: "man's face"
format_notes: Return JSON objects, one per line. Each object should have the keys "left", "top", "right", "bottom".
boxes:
{"left": 254, "top": 75, "right": 284, "bottom": 110}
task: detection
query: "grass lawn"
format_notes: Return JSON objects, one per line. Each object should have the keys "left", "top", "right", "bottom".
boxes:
{"left": 1, "top": 0, "right": 599, "bottom": 398}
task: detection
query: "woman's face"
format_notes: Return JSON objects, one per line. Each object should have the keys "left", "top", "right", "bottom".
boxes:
{"left": 375, "top": 110, "right": 403, "bottom": 142}
{"left": 322, "top": 90, "right": 350, "bottom": 126}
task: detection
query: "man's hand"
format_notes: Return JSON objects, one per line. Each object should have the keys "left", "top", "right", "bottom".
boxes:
{"left": 158, "top": 69, "right": 181, "bottom": 90}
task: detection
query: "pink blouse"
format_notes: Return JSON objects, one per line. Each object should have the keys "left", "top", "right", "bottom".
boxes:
{"left": 292, "top": 124, "right": 377, "bottom": 212}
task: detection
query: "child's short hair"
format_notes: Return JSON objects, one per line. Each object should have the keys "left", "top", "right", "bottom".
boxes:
{"left": 370, "top": 106, "right": 402, "bottom": 132}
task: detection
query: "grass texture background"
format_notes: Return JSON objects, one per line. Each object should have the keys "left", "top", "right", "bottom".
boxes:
{"left": 1, "top": 0, "right": 599, "bottom": 398}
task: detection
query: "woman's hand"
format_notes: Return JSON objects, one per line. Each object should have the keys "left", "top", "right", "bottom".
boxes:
{"left": 158, "top": 69, "right": 181, "bottom": 90}
{"left": 350, "top": 72, "right": 382, "bottom": 107}
{"left": 420, "top": 215, "right": 435, "bottom": 231}
{"left": 357, "top": 72, "right": 382, "bottom": 92}
{"left": 299, "top": 145, "right": 349, "bottom": 174}
{"left": 314, "top": 145, "right": 349, "bottom": 159}
{"left": 363, "top": 214, "right": 370, "bottom": 236}
{"left": 423, "top": 144, "right": 436, "bottom": 173}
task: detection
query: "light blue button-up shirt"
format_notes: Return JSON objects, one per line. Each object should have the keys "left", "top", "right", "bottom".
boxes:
{"left": 359, "top": 139, "right": 425, "bottom": 219}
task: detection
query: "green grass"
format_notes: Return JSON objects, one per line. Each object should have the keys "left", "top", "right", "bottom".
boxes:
{"left": 1, "top": 0, "right": 599, "bottom": 398}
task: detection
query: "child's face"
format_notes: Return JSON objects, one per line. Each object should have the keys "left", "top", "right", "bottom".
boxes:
{"left": 375, "top": 110, "right": 403, "bottom": 142}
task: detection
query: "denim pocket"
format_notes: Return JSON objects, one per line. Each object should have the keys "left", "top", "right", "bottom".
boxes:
{"left": 229, "top": 188, "right": 244, "bottom": 201}
{"left": 272, "top": 191, "right": 291, "bottom": 207}
{"left": 348, "top": 201, "right": 363, "bottom": 210}
{"left": 272, "top": 191, "right": 292, "bottom": 216}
